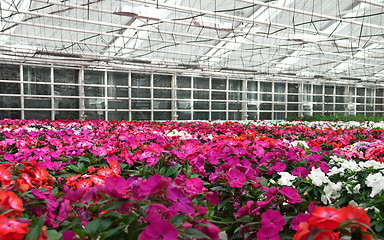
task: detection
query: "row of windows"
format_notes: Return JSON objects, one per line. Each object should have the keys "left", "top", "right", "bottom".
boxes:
{"left": 0, "top": 64, "right": 383, "bottom": 121}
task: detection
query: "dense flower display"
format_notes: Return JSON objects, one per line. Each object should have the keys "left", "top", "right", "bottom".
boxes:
{"left": 0, "top": 119, "right": 384, "bottom": 239}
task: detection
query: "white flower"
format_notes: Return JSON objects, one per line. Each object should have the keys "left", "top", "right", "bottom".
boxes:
{"left": 322, "top": 181, "right": 343, "bottom": 204}
{"left": 278, "top": 172, "right": 296, "bottom": 186}
{"left": 353, "top": 184, "right": 361, "bottom": 194}
{"left": 290, "top": 140, "right": 310, "bottom": 149}
{"left": 349, "top": 200, "right": 358, "bottom": 207}
{"left": 307, "top": 167, "right": 329, "bottom": 187}
{"left": 328, "top": 166, "right": 344, "bottom": 176}
{"left": 365, "top": 173, "right": 384, "bottom": 197}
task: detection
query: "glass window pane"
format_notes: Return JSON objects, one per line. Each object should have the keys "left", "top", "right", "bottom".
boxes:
{"left": 177, "top": 76, "right": 191, "bottom": 88}
{"left": 154, "top": 111, "right": 171, "bottom": 120}
{"left": 25, "top": 97, "right": 51, "bottom": 108}
{"left": 177, "top": 90, "right": 190, "bottom": 99}
{"left": 85, "top": 71, "right": 104, "bottom": 85}
{"left": 131, "top": 100, "right": 151, "bottom": 109}
{"left": 274, "top": 94, "right": 286, "bottom": 102}
{"left": 132, "top": 111, "right": 150, "bottom": 120}
{"left": 247, "top": 81, "right": 258, "bottom": 91}
{"left": 247, "top": 112, "right": 258, "bottom": 120}
{"left": 153, "top": 75, "right": 171, "bottom": 87}
{"left": 260, "top": 103, "right": 272, "bottom": 110}
{"left": 260, "top": 82, "right": 272, "bottom": 92}
{"left": 260, "top": 112, "right": 271, "bottom": 120}
{"left": 131, "top": 88, "right": 150, "bottom": 98}
{"left": 325, "top": 86, "right": 334, "bottom": 95}
{"left": 154, "top": 89, "right": 171, "bottom": 99}
{"left": 24, "top": 84, "right": 50, "bottom": 95}
{"left": 212, "top": 91, "right": 226, "bottom": 100}
{"left": 247, "top": 93, "right": 257, "bottom": 101}
{"left": 0, "top": 83, "right": 20, "bottom": 94}
{"left": 274, "top": 104, "right": 285, "bottom": 111}
{"left": 24, "top": 66, "right": 50, "bottom": 82}
{"left": 313, "top": 104, "right": 322, "bottom": 111}
{"left": 194, "top": 101, "right": 209, "bottom": 110}
{"left": 229, "top": 103, "right": 241, "bottom": 110}
{"left": 107, "top": 87, "right": 128, "bottom": 98}
{"left": 288, "top": 104, "right": 298, "bottom": 110}
{"left": 85, "top": 99, "right": 105, "bottom": 109}
{"left": 336, "top": 86, "right": 345, "bottom": 95}
{"left": 177, "top": 101, "right": 191, "bottom": 110}
{"left": 84, "top": 111, "right": 105, "bottom": 120}
{"left": 153, "top": 100, "right": 171, "bottom": 109}
{"left": 274, "top": 83, "right": 286, "bottom": 93}
{"left": 54, "top": 69, "right": 78, "bottom": 83}
{"left": 0, "top": 96, "right": 20, "bottom": 108}
{"left": 288, "top": 83, "right": 298, "bottom": 93}
{"left": 85, "top": 86, "right": 104, "bottom": 97}
{"left": 108, "top": 72, "right": 128, "bottom": 86}
{"left": 131, "top": 73, "right": 150, "bottom": 87}
{"left": 108, "top": 112, "right": 129, "bottom": 121}
{"left": 313, "top": 96, "right": 323, "bottom": 102}
{"left": 229, "top": 80, "right": 242, "bottom": 91}
{"left": 194, "top": 112, "right": 209, "bottom": 120}
{"left": 325, "top": 96, "right": 333, "bottom": 103}
{"left": 228, "top": 112, "right": 242, "bottom": 120}
{"left": 0, "top": 110, "right": 21, "bottom": 119}
{"left": 55, "top": 98, "right": 79, "bottom": 109}
{"left": 25, "top": 111, "right": 51, "bottom": 120}
{"left": 193, "top": 77, "right": 209, "bottom": 89}
{"left": 211, "top": 112, "right": 226, "bottom": 120}
{"left": 212, "top": 78, "right": 226, "bottom": 90}
{"left": 274, "top": 112, "right": 285, "bottom": 120}
{"left": 54, "top": 85, "right": 79, "bottom": 96}
{"left": 313, "top": 85, "right": 322, "bottom": 94}
{"left": 261, "top": 93, "right": 272, "bottom": 101}
{"left": 55, "top": 111, "right": 79, "bottom": 120}
{"left": 211, "top": 102, "right": 226, "bottom": 110}
{"left": 0, "top": 64, "right": 19, "bottom": 80}
{"left": 247, "top": 104, "right": 258, "bottom": 110}
{"left": 177, "top": 111, "right": 191, "bottom": 120}
{"left": 229, "top": 92, "right": 241, "bottom": 100}
{"left": 108, "top": 100, "right": 128, "bottom": 109}
{"left": 288, "top": 95, "right": 298, "bottom": 102}
{"left": 194, "top": 91, "right": 209, "bottom": 99}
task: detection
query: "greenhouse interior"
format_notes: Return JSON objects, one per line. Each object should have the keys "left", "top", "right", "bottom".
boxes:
{"left": 1, "top": 0, "right": 384, "bottom": 121}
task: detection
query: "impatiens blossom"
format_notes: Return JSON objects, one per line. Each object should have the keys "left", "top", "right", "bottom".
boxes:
{"left": 0, "top": 214, "right": 29, "bottom": 240}
{"left": 281, "top": 186, "right": 302, "bottom": 204}
{"left": 278, "top": 172, "right": 296, "bottom": 186}
{"left": 226, "top": 168, "right": 246, "bottom": 188}
{"left": 314, "top": 230, "right": 339, "bottom": 240}
{"left": 308, "top": 206, "right": 344, "bottom": 230}
{"left": 260, "top": 209, "right": 286, "bottom": 232}
{"left": 140, "top": 219, "right": 178, "bottom": 240}
{"left": 365, "top": 172, "right": 384, "bottom": 197}
{"left": 307, "top": 167, "right": 329, "bottom": 186}
{"left": 0, "top": 191, "right": 24, "bottom": 216}
{"left": 291, "top": 213, "right": 311, "bottom": 231}
{"left": 321, "top": 181, "right": 343, "bottom": 205}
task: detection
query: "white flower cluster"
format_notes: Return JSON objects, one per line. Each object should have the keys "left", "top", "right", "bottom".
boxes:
{"left": 164, "top": 129, "right": 194, "bottom": 140}
{"left": 289, "top": 140, "right": 310, "bottom": 149}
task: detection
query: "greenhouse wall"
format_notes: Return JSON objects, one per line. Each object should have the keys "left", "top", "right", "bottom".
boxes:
{"left": 0, "top": 63, "right": 383, "bottom": 121}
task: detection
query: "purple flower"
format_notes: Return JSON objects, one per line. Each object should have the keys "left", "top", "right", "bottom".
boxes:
{"left": 96, "top": 176, "right": 130, "bottom": 198}
{"left": 280, "top": 186, "right": 302, "bottom": 204}
{"left": 139, "top": 174, "right": 171, "bottom": 197}
{"left": 272, "top": 162, "right": 286, "bottom": 173}
{"left": 185, "top": 177, "right": 205, "bottom": 195}
{"left": 311, "top": 145, "right": 322, "bottom": 153}
{"left": 140, "top": 219, "right": 178, "bottom": 240}
{"left": 62, "top": 231, "right": 78, "bottom": 240}
{"left": 256, "top": 225, "right": 281, "bottom": 240}
{"left": 57, "top": 199, "right": 71, "bottom": 226}
{"left": 146, "top": 204, "right": 169, "bottom": 222}
{"left": 195, "top": 220, "right": 220, "bottom": 240}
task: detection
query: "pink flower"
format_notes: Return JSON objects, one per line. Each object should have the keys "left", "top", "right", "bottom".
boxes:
{"left": 166, "top": 187, "right": 195, "bottom": 215}
{"left": 226, "top": 168, "right": 246, "bottom": 188}
{"left": 185, "top": 177, "right": 205, "bottom": 195}
{"left": 195, "top": 220, "right": 220, "bottom": 240}
{"left": 292, "top": 167, "right": 310, "bottom": 178}
{"left": 260, "top": 209, "right": 286, "bottom": 232}
{"left": 280, "top": 186, "right": 302, "bottom": 204}
{"left": 256, "top": 225, "right": 281, "bottom": 240}
{"left": 272, "top": 162, "right": 286, "bottom": 173}
{"left": 140, "top": 219, "right": 178, "bottom": 240}
{"left": 204, "top": 191, "right": 221, "bottom": 206}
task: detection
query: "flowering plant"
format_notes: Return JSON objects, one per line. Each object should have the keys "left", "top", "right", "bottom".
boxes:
{"left": 294, "top": 205, "right": 373, "bottom": 240}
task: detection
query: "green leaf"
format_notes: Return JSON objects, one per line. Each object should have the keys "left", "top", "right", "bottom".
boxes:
{"left": 237, "top": 215, "right": 252, "bottom": 223}
{"left": 102, "top": 199, "right": 130, "bottom": 211}
{"left": 101, "top": 225, "right": 125, "bottom": 239}
{"left": 165, "top": 165, "right": 181, "bottom": 177}
{"left": 183, "top": 228, "right": 210, "bottom": 239}
{"left": 259, "top": 177, "right": 268, "bottom": 186}
{"left": 46, "top": 230, "right": 62, "bottom": 240}
{"left": 375, "top": 222, "right": 384, "bottom": 232}
{"left": 25, "top": 213, "right": 47, "bottom": 240}
{"left": 170, "top": 213, "right": 185, "bottom": 228}
{"left": 84, "top": 218, "right": 101, "bottom": 238}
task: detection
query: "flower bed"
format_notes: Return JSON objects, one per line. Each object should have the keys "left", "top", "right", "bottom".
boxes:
{"left": 0, "top": 119, "right": 383, "bottom": 239}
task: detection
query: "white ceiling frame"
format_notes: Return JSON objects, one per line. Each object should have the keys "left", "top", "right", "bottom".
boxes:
{"left": 22, "top": 0, "right": 384, "bottom": 56}
{"left": 0, "top": 0, "right": 30, "bottom": 45}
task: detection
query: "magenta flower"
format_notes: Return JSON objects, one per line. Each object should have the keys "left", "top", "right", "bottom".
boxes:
{"left": 195, "top": 220, "right": 221, "bottom": 240}
{"left": 140, "top": 219, "right": 178, "bottom": 240}
{"left": 256, "top": 225, "right": 281, "bottom": 240}
{"left": 96, "top": 176, "right": 130, "bottom": 198}
{"left": 146, "top": 204, "right": 170, "bottom": 222}
{"left": 291, "top": 212, "right": 312, "bottom": 231}
{"left": 139, "top": 174, "right": 171, "bottom": 196}
{"left": 204, "top": 191, "right": 221, "bottom": 206}
{"left": 272, "top": 162, "right": 286, "bottom": 172}
{"left": 166, "top": 187, "right": 195, "bottom": 215}
{"left": 280, "top": 186, "right": 302, "bottom": 204}
{"left": 226, "top": 168, "right": 246, "bottom": 188}
{"left": 292, "top": 167, "right": 310, "bottom": 178}
{"left": 185, "top": 177, "right": 205, "bottom": 195}
{"left": 260, "top": 209, "right": 286, "bottom": 232}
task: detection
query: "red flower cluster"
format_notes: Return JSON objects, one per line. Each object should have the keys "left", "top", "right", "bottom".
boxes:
{"left": 294, "top": 206, "right": 372, "bottom": 240}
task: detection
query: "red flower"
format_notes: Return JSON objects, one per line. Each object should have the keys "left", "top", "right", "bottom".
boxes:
{"left": 314, "top": 230, "right": 339, "bottom": 240}
{"left": 308, "top": 206, "right": 344, "bottom": 230}
{"left": 0, "top": 191, "right": 24, "bottom": 217}
{"left": 0, "top": 167, "right": 12, "bottom": 185}
{"left": 339, "top": 205, "right": 372, "bottom": 240}
{"left": 0, "top": 214, "right": 29, "bottom": 240}
{"left": 293, "top": 222, "right": 312, "bottom": 240}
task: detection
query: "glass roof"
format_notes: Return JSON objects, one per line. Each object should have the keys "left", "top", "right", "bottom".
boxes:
{"left": 1, "top": 0, "right": 384, "bottom": 82}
